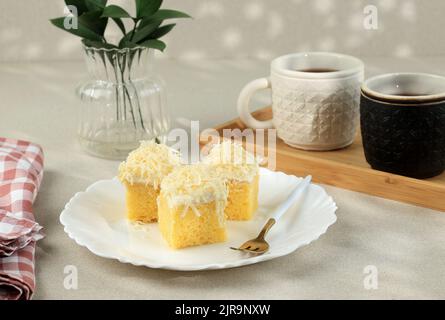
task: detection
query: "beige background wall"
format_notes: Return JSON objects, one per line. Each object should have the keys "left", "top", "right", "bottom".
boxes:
{"left": 0, "top": 0, "right": 443, "bottom": 62}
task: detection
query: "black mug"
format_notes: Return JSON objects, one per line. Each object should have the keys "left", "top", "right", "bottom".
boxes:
{"left": 360, "top": 73, "right": 445, "bottom": 179}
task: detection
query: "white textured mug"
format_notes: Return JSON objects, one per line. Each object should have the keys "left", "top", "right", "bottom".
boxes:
{"left": 237, "top": 52, "right": 364, "bottom": 150}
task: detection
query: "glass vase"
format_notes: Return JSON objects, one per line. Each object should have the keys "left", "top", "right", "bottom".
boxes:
{"left": 76, "top": 45, "right": 170, "bottom": 160}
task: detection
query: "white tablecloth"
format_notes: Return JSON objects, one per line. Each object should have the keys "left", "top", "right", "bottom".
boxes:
{"left": 1, "top": 57, "right": 444, "bottom": 299}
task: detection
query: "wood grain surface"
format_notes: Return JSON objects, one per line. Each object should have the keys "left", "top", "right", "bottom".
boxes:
{"left": 201, "top": 107, "right": 445, "bottom": 212}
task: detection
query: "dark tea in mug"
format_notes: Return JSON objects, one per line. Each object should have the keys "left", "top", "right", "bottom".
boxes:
{"left": 298, "top": 68, "right": 339, "bottom": 73}
{"left": 360, "top": 73, "right": 445, "bottom": 179}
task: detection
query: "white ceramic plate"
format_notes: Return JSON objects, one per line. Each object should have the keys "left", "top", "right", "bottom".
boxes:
{"left": 60, "top": 168, "right": 337, "bottom": 271}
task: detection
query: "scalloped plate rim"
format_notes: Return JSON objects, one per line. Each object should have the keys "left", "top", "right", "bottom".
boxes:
{"left": 60, "top": 169, "right": 337, "bottom": 271}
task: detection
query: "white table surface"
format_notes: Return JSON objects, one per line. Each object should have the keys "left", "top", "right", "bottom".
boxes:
{"left": 1, "top": 56, "right": 445, "bottom": 299}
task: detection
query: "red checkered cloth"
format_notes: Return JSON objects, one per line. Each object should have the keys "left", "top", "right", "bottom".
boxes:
{"left": 0, "top": 138, "right": 44, "bottom": 300}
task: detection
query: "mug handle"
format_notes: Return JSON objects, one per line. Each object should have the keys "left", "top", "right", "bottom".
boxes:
{"left": 237, "top": 77, "right": 274, "bottom": 129}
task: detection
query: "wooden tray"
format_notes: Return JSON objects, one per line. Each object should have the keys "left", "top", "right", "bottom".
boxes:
{"left": 201, "top": 107, "right": 445, "bottom": 212}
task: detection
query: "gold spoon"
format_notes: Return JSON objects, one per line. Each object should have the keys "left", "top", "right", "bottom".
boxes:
{"left": 230, "top": 175, "right": 312, "bottom": 255}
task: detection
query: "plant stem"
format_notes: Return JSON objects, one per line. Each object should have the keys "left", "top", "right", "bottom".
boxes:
{"left": 127, "top": 49, "right": 147, "bottom": 132}
{"left": 118, "top": 55, "right": 128, "bottom": 122}
{"left": 123, "top": 85, "right": 136, "bottom": 127}
{"left": 129, "top": 80, "right": 146, "bottom": 131}
{"left": 129, "top": 19, "right": 139, "bottom": 42}
{"left": 110, "top": 54, "right": 120, "bottom": 122}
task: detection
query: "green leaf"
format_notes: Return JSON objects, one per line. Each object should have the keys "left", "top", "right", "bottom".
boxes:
{"left": 65, "top": 0, "right": 89, "bottom": 15}
{"left": 118, "top": 38, "right": 166, "bottom": 52}
{"left": 149, "top": 23, "right": 175, "bottom": 39}
{"left": 118, "top": 39, "right": 138, "bottom": 49}
{"left": 101, "top": 5, "right": 131, "bottom": 18}
{"left": 118, "top": 31, "right": 135, "bottom": 48}
{"left": 139, "top": 39, "right": 166, "bottom": 51}
{"left": 85, "top": 0, "right": 107, "bottom": 11}
{"left": 132, "top": 21, "right": 161, "bottom": 43}
{"left": 148, "top": 9, "right": 191, "bottom": 21}
{"left": 136, "top": 0, "right": 163, "bottom": 18}
{"left": 138, "top": 9, "right": 191, "bottom": 29}
{"left": 112, "top": 18, "right": 126, "bottom": 35}
{"left": 50, "top": 16, "right": 103, "bottom": 41}
{"left": 82, "top": 38, "right": 117, "bottom": 49}
{"left": 79, "top": 10, "right": 108, "bottom": 36}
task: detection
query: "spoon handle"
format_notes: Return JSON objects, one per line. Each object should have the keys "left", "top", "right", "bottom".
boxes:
{"left": 258, "top": 218, "right": 276, "bottom": 240}
{"left": 272, "top": 175, "right": 312, "bottom": 222}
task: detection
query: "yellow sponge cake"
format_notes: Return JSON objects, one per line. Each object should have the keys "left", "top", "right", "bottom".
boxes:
{"left": 204, "top": 140, "right": 259, "bottom": 220}
{"left": 158, "top": 165, "right": 228, "bottom": 249}
{"left": 118, "top": 141, "right": 182, "bottom": 223}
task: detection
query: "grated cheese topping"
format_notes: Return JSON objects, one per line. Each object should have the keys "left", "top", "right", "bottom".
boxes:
{"left": 203, "top": 140, "right": 259, "bottom": 182}
{"left": 118, "top": 141, "right": 183, "bottom": 188}
{"left": 160, "top": 164, "right": 228, "bottom": 225}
